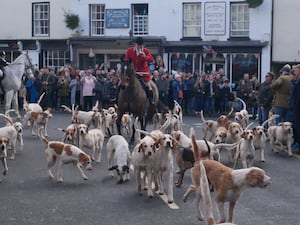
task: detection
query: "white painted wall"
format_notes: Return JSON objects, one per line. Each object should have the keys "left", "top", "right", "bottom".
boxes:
{"left": 273, "top": 0, "right": 300, "bottom": 63}
{"left": 0, "top": 0, "right": 72, "bottom": 39}
{"left": 0, "top": 0, "right": 272, "bottom": 76}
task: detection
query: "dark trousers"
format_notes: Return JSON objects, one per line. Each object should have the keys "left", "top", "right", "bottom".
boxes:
{"left": 83, "top": 96, "right": 94, "bottom": 111}
{"left": 294, "top": 110, "right": 300, "bottom": 145}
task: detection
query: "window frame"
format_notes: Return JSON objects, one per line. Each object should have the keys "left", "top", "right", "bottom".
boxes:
{"left": 43, "top": 50, "right": 68, "bottom": 71}
{"left": 132, "top": 3, "right": 148, "bottom": 36}
{"left": 230, "top": 3, "right": 249, "bottom": 37}
{"left": 183, "top": 2, "right": 201, "bottom": 38}
{"left": 90, "top": 4, "right": 105, "bottom": 36}
{"left": 32, "top": 2, "right": 50, "bottom": 37}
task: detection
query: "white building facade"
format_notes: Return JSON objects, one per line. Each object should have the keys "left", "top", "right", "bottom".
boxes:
{"left": 272, "top": 0, "right": 300, "bottom": 72}
{"left": 0, "top": 0, "right": 272, "bottom": 83}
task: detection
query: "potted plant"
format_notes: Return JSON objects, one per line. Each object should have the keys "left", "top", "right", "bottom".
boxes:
{"left": 64, "top": 11, "right": 79, "bottom": 30}
{"left": 246, "top": 0, "right": 264, "bottom": 8}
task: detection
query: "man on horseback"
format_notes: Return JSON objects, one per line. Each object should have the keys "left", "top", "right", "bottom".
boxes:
{"left": 125, "top": 36, "right": 155, "bottom": 106}
{"left": 0, "top": 51, "right": 10, "bottom": 78}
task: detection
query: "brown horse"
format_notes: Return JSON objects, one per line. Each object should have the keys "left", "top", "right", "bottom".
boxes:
{"left": 117, "top": 59, "right": 158, "bottom": 143}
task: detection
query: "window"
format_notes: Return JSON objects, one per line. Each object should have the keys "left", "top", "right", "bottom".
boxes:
{"left": 132, "top": 4, "right": 148, "bottom": 35}
{"left": 183, "top": 3, "right": 201, "bottom": 37}
{"left": 43, "top": 50, "right": 68, "bottom": 71}
{"left": 32, "top": 3, "right": 49, "bottom": 36}
{"left": 230, "top": 3, "right": 249, "bottom": 37}
{"left": 90, "top": 4, "right": 105, "bottom": 36}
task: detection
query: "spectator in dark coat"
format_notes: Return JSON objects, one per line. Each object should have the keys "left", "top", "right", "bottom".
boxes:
{"left": 156, "top": 72, "right": 169, "bottom": 107}
{"left": 289, "top": 64, "right": 300, "bottom": 153}
{"left": 271, "top": 64, "right": 294, "bottom": 124}
{"left": 257, "top": 72, "right": 274, "bottom": 127}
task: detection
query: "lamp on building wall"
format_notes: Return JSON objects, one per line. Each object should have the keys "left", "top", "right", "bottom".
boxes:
{"left": 36, "top": 40, "right": 41, "bottom": 53}
{"left": 17, "top": 41, "right": 23, "bottom": 51}
{"left": 88, "top": 48, "right": 95, "bottom": 58}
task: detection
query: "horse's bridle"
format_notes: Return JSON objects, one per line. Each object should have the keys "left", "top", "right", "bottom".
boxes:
{"left": 23, "top": 53, "right": 34, "bottom": 79}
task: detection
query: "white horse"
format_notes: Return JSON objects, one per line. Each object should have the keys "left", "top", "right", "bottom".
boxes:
{"left": 1, "top": 53, "right": 34, "bottom": 119}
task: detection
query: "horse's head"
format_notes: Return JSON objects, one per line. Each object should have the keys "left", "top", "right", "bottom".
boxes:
{"left": 19, "top": 52, "right": 35, "bottom": 80}
{"left": 119, "top": 58, "right": 135, "bottom": 88}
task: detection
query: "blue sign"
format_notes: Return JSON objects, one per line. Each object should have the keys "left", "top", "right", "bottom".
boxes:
{"left": 106, "top": 9, "right": 130, "bottom": 28}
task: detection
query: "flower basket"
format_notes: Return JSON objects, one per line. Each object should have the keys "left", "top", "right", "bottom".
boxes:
{"left": 64, "top": 11, "right": 79, "bottom": 30}
{"left": 246, "top": 0, "right": 264, "bottom": 8}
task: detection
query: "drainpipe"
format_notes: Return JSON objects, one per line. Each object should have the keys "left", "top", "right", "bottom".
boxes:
{"left": 270, "top": 0, "right": 274, "bottom": 71}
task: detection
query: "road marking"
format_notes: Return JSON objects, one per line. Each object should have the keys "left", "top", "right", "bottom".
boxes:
{"left": 152, "top": 183, "right": 179, "bottom": 209}
{"left": 293, "top": 153, "right": 300, "bottom": 159}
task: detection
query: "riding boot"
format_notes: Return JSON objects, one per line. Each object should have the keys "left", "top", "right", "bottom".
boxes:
{"left": 148, "top": 89, "right": 154, "bottom": 106}
{"left": 145, "top": 82, "right": 155, "bottom": 106}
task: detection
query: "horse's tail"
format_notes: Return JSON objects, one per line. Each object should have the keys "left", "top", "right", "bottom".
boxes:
{"left": 145, "top": 105, "right": 156, "bottom": 124}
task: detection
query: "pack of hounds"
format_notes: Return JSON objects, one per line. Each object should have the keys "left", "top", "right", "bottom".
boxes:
{"left": 3, "top": 96, "right": 297, "bottom": 224}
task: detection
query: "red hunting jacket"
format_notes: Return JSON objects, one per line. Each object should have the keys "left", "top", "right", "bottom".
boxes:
{"left": 125, "top": 47, "right": 154, "bottom": 82}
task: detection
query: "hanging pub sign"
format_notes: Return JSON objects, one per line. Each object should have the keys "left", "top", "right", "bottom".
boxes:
{"left": 106, "top": 9, "right": 130, "bottom": 28}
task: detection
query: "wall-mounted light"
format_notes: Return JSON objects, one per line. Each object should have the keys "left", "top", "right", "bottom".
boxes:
{"left": 88, "top": 48, "right": 95, "bottom": 58}
{"left": 17, "top": 41, "right": 23, "bottom": 51}
{"left": 36, "top": 40, "right": 41, "bottom": 53}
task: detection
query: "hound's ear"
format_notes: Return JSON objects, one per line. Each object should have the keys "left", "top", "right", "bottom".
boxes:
{"left": 108, "top": 165, "right": 118, "bottom": 171}
{"left": 154, "top": 142, "right": 160, "bottom": 151}
{"left": 252, "top": 127, "right": 257, "bottom": 133}
{"left": 122, "top": 165, "right": 129, "bottom": 173}
{"left": 278, "top": 122, "right": 283, "bottom": 126}
{"left": 4, "top": 138, "right": 9, "bottom": 145}
{"left": 222, "top": 132, "right": 227, "bottom": 139}
{"left": 138, "top": 143, "right": 144, "bottom": 152}
{"left": 241, "top": 131, "right": 247, "bottom": 139}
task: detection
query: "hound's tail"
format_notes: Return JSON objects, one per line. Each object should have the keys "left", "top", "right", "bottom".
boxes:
{"left": 190, "top": 127, "right": 199, "bottom": 161}
{"left": 38, "top": 127, "right": 48, "bottom": 145}
{"left": 237, "top": 97, "right": 247, "bottom": 111}
{"left": 61, "top": 105, "right": 72, "bottom": 113}
{"left": 261, "top": 114, "right": 279, "bottom": 128}
{"left": 37, "top": 92, "right": 46, "bottom": 105}
{"left": 190, "top": 127, "right": 212, "bottom": 162}
{"left": 200, "top": 110, "right": 206, "bottom": 123}
{"left": 200, "top": 161, "right": 219, "bottom": 225}
{"left": 226, "top": 107, "right": 234, "bottom": 118}
{"left": 0, "top": 113, "right": 14, "bottom": 126}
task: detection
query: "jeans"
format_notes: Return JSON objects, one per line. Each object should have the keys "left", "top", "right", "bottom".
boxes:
{"left": 274, "top": 107, "right": 290, "bottom": 125}
{"left": 258, "top": 106, "right": 271, "bottom": 128}
{"left": 205, "top": 96, "right": 215, "bottom": 115}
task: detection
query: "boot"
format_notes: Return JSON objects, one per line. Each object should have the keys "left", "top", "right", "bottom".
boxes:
{"left": 147, "top": 89, "right": 155, "bottom": 106}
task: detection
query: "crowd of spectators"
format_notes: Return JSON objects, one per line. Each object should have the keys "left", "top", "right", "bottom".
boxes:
{"left": 18, "top": 61, "right": 300, "bottom": 153}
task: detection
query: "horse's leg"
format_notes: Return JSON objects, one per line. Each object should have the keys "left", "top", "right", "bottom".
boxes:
{"left": 12, "top": 91, "right": 21, "bottom": 119}
{"left": 116, "top": 116, "right": 122, "bottom": 135}
{"left": 4, "top": 91, "right": 13, "bottom": 115}
{"left": 130, "top": 122, "right": 136, "bottom": 146}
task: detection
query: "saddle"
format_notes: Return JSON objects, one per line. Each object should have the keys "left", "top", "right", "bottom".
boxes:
{"left": 137, "top": 76, "right": 158, "bottom": 105}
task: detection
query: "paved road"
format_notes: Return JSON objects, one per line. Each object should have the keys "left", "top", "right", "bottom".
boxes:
{"left": 0, "top": 112, "right": 299, "bottom": 225}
